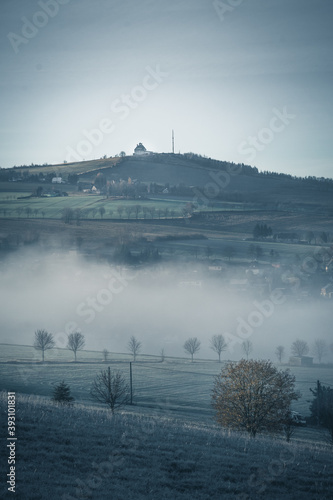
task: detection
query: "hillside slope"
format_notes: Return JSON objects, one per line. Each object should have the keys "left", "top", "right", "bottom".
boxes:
{"left": 78, "top": 155, "right": 333, "bottom": 208}
{"left": 0, "top": 392, "right": 332, "bottom": 500}
{"left": 4, "top": 153, "right": 333, "bottom": 208}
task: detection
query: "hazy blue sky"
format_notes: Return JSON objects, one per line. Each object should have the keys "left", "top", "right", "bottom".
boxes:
{"left": 1, "top": 0, "right": 332, "bottom": 177}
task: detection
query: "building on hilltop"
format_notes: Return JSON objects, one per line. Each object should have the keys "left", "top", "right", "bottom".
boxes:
{"left": 134, "top": 143, "right": 148, "bottom": 156}
{"left": 133, "top": 143, "right": 156, "bottom": 156}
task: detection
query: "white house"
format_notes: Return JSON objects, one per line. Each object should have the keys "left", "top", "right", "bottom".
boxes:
{"left": 134, "top": 143, "right": 148, "bottom": 155}
{"left": 52, "top": 177, "right": 63, "bottom": 184}
{"left": 133, "top": 143, "right": 155, "bottom": 156}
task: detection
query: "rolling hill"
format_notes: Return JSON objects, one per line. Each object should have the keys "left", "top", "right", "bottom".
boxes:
{"left": 4, "top": 153, "right": 333, "bottom": 210}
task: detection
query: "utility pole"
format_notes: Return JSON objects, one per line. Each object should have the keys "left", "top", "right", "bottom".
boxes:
{"left": 172, "top": 130, "right": 175, "bottom": 154}
{"left": 130, "top": 362, "right": 133, "bottom": 405}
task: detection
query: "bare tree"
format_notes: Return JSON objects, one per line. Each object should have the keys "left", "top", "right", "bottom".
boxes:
{"left": 275, "top": 345, "right": 285, "bottom": 364}
{"left": 160, "top": 348, "right": 165, "bottom": 362}
{"left": 75, "top": 208, "right": 82, "bottom": 226}
{"left": 142, "top": 206, "right": 148, "bottom": 219}
{"left": 90, "top": 368, "right": 129, "bottom": 414}
{"left": 125, "top": 206, "right": 133, "bottom": 219}
{"left": 25, "top": 206, "right": 32, "bottom": 218}
{"left": 127, "top": 336, "right": 142, "bottom": 362}
{"left": 99, "top": 206, "right": 106, "bottom": 218}
{"left": 312, "top": 339, "right": 327, "bottom": 363}
{"left": 117, "top": 206, "right": 124, "bottom": 219}
{"left": 149, "top": 206, "right": 156, "bottom": 219}
{"left": 62, "top": 207, "right": 74, "bottom": 224}
{"left": 242, "top": 340, "right": 253, "bottom": 360}
{"left": 102, "top": 349, "right": 109, "bottom": 362}
{"left": 67, "top": 332, "right": 85, "bottom": 362}
{"left": 183, "top": 337, "right": 201, "bottom": 362}
{"left": 33, "top": 329, "right": 55, "bottom": 362}
{"left": 134, "top": 205, "right": 141, "bottom": 219}
{"left": 210, "top": 334, "right": 228, "bottom": 362}
{"left": 291, "top": 339, "right": 309, "bottom": 357}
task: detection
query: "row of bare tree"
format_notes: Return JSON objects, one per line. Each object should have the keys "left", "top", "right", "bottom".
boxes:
{"left": 33, "top": 330, "right": 331, "bottom": 366}
{"left": 33, "top": 329, "right": 85, "bottom": 362}
{"left": 275, "top": 338, "right": 332, "bottom": 364}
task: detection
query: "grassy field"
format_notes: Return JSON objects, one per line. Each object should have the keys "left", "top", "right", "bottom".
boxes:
{"left": 1, "top": 344, "right": 332, "bottom": 421}
{"left": 0, "top": 191, "right": 258, "bottom": 221}
{"left": 10, "top": 157, "right": 121, "bottom": 176}
{"left": 0, "top": 194, "right": 186, "bottom": 220}
{"left": 0, "top": 391, "right": 332, "bottom": 499}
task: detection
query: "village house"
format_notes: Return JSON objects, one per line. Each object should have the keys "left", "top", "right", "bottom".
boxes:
{"left": 52, "top": 177, "right": 63, "bottom": 184}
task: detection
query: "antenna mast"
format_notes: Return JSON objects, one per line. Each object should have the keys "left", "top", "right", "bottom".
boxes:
{"left": 172, "top": 130, "right": 175, "bottom": 154}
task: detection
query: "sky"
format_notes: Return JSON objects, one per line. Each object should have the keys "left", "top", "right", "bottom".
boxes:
{"left": 1, "top": 0, "right": 332, "bottom": 178}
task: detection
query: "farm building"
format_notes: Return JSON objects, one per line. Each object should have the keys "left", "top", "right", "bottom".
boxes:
{"left": 289, "top": 356, "right": 314, "bottom": 366}
{"left": 52, "top": 177, "right": 63, "bottom": 184}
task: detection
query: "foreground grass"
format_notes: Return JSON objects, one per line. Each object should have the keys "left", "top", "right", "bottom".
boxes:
{"left": 0, "top": 392, "right": 332, "bottom": 499}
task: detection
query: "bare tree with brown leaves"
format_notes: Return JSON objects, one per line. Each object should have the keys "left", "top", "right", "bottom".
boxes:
{"left": 212, "top": 359, "right": 300, "bottom": 438}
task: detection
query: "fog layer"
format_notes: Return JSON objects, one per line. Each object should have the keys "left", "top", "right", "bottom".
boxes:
{"left": 0, "top": 250, "right": 332, "bottom": 362}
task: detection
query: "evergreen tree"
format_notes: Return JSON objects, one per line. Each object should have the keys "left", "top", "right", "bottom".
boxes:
{"left": 253, "top": 223, "right": 261, "bottom": 239}
{"left": 310, "top": 381, "right": 333, "bottom": 441}
{"left": 253, "top": 223, "right": 272, "bottom": 239}
{"left": 52, "top": 381, "right": 74, "bottom": 404}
